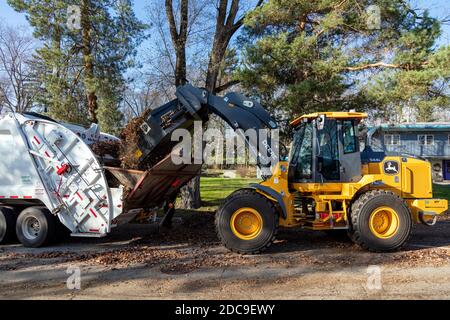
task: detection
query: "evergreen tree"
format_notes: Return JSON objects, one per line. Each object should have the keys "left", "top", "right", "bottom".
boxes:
{"left": 237, "top": 0, "right": 449, "bottom": 122}
{"left": 8, "top": 0, "right": 147, "bottom": 133}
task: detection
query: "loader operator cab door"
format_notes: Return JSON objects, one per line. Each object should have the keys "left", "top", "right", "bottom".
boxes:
{"left": 288, "top": 114, "right": 362, "bottom": 183}
{"left": 339, "top": 119, "right": 362, "bottom": 182}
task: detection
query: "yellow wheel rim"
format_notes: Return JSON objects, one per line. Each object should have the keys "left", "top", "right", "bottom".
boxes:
{"left": 230, "top": 207, "right": 263, "bottom": 240}
{"left": 369, "top": 206, "right": 400, "bottom": 239}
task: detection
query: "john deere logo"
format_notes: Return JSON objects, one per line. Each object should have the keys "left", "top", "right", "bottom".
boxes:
{"left": 383, "top": 161, "right": 399, "bottom": 175}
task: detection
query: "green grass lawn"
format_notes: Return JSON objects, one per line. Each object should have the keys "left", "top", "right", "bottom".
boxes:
{"left": 433, "top": 184, "right": 450, "bottom": 201}
{"left": 197, "top": 178, "right": 450, "bottom": 211}
{"left": 200, "top": 177, "right": 259, "bottom": 209}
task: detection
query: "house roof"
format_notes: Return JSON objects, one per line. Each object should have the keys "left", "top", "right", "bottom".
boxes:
{"left": 377, "top": 123, "right": 450, "bottom": 132}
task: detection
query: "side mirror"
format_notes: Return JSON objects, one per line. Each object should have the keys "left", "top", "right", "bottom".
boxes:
{"left": 317, "top": 114, "right": 325, "bottom": 130}
{"left": 279, "top": 143, "right": 289, "bottom": 161}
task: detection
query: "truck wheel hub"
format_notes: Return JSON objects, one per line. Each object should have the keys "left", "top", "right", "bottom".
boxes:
{"left": 23, "top": 216, "right": 41, "bottom": 240}
{"left": 230, "top": 208, "right": 262, "bottom": 240}
{"left": 369, "top": 207, "right": 399, "bottom": 239}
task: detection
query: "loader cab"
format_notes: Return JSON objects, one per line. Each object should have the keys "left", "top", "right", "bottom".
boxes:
{"left": 288, "top": 112, "right": 367, "bottom": 183}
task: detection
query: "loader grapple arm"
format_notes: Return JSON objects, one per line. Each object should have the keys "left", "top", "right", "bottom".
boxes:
{"left": 135, "top": 84, "right": 278, "bottom": 170}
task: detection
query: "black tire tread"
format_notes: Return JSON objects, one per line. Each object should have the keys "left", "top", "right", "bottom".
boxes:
{"left": 0, "top": 206, "right": 18, "bottom": 243}
{"left": 215, "top": 189, "right": 279, "bottom": 255}
{"left": 349, "top": 189, "right": 412, "bottom": 252}
{"left": 16, "top": 206, "right": 57, "bottom": 248}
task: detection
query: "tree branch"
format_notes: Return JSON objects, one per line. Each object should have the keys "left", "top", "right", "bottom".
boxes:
{"left": 179, "top": 0, "right": 189, "bottom": 43}
{"left": 165, "top": 0, "right": 179, "bottom": 42}
{"left": 344, "top": 61, "right": 401, "bottom": 71}
{"left": 215, "top": 79, "right": 240, "bottom": 93}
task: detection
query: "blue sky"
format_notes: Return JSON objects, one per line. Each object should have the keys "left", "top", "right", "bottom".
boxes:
{"left": 0, "top": 0, "right": 449, "bottom": 45}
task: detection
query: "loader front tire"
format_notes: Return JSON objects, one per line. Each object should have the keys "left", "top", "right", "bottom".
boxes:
{"left": 216, "top": 189, "right": 279, "bottom": 254}
{"left": 0, "top": 207, "right": 18, "bottom": 244}
{"left": 16, "top": 207, "right": 57, "bottom": 248}
{"left": 349, "top": 190, "right": 412, "bottom": 252}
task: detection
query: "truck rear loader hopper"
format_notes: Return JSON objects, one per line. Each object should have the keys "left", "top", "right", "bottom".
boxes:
{"left": 0, "top": 84, "right": 277, "bottom": 247}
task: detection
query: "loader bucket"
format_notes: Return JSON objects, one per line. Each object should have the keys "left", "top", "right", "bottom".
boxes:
{"left": 105, "top": 152, "right": 201, "bottom": 210}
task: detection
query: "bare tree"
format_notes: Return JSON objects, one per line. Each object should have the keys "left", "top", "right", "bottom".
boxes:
{"left": 145, "top": 1, "right": 263, "bottom": 209}
{"left": 165, "top": 0, "right": 189, "bottom": 86}
{"left": 147, "top": 0, "right": 213, "bottom": 87}
{"left": 205, "top": 0, "right": 263, "bottom": 93}
{"left": 122, "top": 71, "right": 170, "bottom": 123}
{"left": 0, "top": 24, "right": 39, "bottom": 113}
{"left": 181, "top": 1, "right": 264, "bottom": 208}
{"left": 162, "top": 0, "right": 209, "bottom": 209}
{"left": 146, "top": 0, "right": 213, "bottom": 209}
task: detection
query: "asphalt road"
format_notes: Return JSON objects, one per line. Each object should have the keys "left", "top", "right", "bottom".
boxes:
{"left": 1, "top": 212, "right": 450, "bottom": 299}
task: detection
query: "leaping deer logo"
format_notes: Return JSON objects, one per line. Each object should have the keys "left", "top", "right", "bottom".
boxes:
{"left": 385, "top": 161, "right": 398, "bottom": 174}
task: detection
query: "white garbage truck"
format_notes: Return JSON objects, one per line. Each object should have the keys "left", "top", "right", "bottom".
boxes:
{"left": 0, "top": 84, "right": 278, "bottom": 248}
{"left": 0, "top": 109, "right": 207, "bottom": 247}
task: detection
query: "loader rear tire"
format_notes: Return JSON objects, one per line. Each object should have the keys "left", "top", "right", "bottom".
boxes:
{"left": 349, "top": 190, "right": 412, "bottom": 252}
{"left": 16, "top": 207, "right": 57, "bottom": 248}
{"left": 0, "top": 207, "right": 18, "bottom": 244}
{"left": 216, "top": 189, "right": 279, "bottom": 254}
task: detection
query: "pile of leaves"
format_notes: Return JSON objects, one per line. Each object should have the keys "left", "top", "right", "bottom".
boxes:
{"left": 119, "top": 109, "right": 151, "bottom": 169}
{"left": 388, "top": 248, "right": 450, "bottom": 267}
{"left": 91, "top": 140, "right": 121, "bottom": 159}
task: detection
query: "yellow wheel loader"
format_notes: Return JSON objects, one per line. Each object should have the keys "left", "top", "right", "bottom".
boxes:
{"left": 216, "top": 112, "right": 448, "bottom": 253}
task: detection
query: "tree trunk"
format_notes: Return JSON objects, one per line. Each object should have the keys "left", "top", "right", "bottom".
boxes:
{"left": 165, "top": 0, "right": 201, "bottom": 209}
{"left": 205, "top": 0, "right": 241, "bottom": 93}
{"left": 81, "top": 0, "right": 98, "bottom": 123}
{"left": 49, "top": 24, "right": 62, "bottom": 114}
{"left": 179, "top": 175, "right": 201, "bottom": 209}
{"left": 205, "top": 41, "right": 224, "bottom": 93}
{"left": 165, "top": 0, "right": 188, "bottom": 86}
{"left": 175, "top": 47, "right": 187, "bottom": 86}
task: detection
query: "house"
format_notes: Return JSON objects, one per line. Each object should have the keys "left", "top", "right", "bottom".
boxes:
{"left": 367, "top": 123, "right": 450, "bottom": 182}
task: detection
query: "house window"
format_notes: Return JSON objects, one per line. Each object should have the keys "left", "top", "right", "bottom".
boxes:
{"left": 418, "top": 134, "right": 434, "bottom": 145}
{"left": 384, "top": 134, "right": 400, "bottom": 145}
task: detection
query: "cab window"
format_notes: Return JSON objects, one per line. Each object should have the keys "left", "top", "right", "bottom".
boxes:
{"left": 342, "top": 120, "right": 357, "bottom": 153}
{"left": 317, "top": 119, "right": 339, "bottom": 180}
{"left": 289, "top": 122, "right": 313, "bottom": 180}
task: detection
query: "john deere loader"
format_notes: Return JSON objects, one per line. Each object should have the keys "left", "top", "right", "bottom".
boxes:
{"left": 216, "top": 112, "right": 448, "bottom": 253}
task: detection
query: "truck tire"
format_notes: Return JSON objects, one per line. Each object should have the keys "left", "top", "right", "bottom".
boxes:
{"left": 348, "top": 190, "right": 412, "bottom": 252}
{"left": 16, "top": 207, "right": 57, "bottom": 248}
{"left": 0, "top": 207, "right": 18, "bottom": 244}
{"left": 216, "top": 189, "right": 279, "bottom": 254}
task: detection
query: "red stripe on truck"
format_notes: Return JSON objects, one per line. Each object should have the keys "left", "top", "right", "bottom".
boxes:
{"left": 89, "top": 208, "right": 98, "bottom": 218}
{"left": 23, "top": 196, "right": 32, "bottom": 199}
{"left": 76, "top": 192, "right": 83, "bottom": 201}
{"left": 33, "top": 136, "right": 40, "bottom": 145}
{"left": 10, "top": 196, "right": 18, "bottom": 199}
